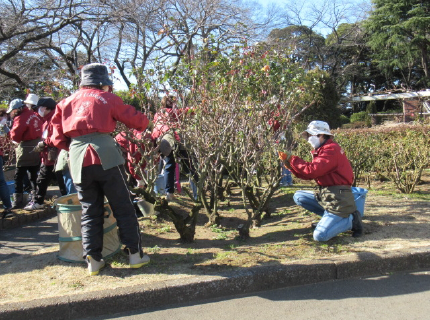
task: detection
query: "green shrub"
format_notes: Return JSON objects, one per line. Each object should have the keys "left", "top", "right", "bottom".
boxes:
{"left": 340, "top": 115, "right": 350, "bottom": 126}
{"left": 366, "top": 101, "right": 377, "bottom": 114}
{"left": 350, "top": 111, "right": 368, "bottom": 123}
{"left": 296, "top": 70, "right": 343, "bottom": 129}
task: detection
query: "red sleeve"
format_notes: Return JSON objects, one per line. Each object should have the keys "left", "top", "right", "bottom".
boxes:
{"left": 111, "top": 97, "right": 149, "bottom": 132}
{"left": 115, "top": 132, "right": 129, "bottom": 150}
{"left": 9, "top": 118, "right": 26, "bottom": 143}
{"left": 50, "top": 103, "right": 70, "bottom": 151}
{"left": 289, "top": 146, "right": 339, "bottom": 180}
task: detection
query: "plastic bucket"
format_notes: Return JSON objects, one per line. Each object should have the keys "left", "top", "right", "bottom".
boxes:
{"left": 136, "top": 199, "right": 154, "bottom": 217}
{"left": 55, "top": 193, "right": 121, "bottom": 263}
{"left": 352, "top": 187, "right": 368, "bottom": 217}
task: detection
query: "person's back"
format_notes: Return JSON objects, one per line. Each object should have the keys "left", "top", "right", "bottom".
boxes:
{"left": 50, "top": 63, "right": 152, "bottom": 276}
{"left": 7, "top": 99, "right": 42, "bottom": 209}
{"left": 10, "top": 107, "right": 42, "bottom": 143}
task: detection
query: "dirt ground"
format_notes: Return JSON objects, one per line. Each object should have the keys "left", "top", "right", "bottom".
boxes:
{"left": 0, "top": 170, "right": 429, "bottom": 305}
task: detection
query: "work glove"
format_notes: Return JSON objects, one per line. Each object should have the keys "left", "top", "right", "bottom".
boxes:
{"left": 278, "top": 150, "right": 293, "bottom": 167}
{"left": 32, "top": 141, "right": 46, "bottom": 153}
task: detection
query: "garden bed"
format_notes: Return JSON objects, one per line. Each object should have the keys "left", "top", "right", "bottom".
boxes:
{"left": 0, "top": 171, "right": 429, "bottom": 305}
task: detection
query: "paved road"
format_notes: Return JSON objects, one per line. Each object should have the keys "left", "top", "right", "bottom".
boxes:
{"left": 0, "top": 187, "right": 61, "bottom": 261}
{"left": 86, "top": 270, "right": 430, "bottom": 320}
{"left": 0, "top": 215, "right": 58, "bottom": 261}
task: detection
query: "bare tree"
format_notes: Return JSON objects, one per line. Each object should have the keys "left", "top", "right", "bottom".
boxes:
{"left": 0, "top": 0, "right": 89, "bottom": 97}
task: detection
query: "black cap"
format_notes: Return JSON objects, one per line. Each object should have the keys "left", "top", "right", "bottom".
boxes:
{"left": 79, "top": 63, "right": 113, "bottom": 87}
{"left": 37, "top": 97, "right": 57, "bottom": 110}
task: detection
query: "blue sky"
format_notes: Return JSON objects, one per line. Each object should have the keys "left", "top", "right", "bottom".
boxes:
{"left": 252, "top": 0, "right": 372, "bottom": 36}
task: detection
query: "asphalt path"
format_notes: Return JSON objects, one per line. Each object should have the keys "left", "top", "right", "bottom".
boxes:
{"left": 0, "top": 187, "right": 61, "bottom": 261}
{"left": 86, "top": 270, "right": 430, "bottom": 320}
{"left": 0, "top": 215, "right": 58, "bottom": 261}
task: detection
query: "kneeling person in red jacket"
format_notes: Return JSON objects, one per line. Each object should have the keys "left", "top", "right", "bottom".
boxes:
{"left": 278, "top": 121, "right": 363, "bottom": 241}
{"left": 50, "top": 63, "right": 151, "bottom": 275}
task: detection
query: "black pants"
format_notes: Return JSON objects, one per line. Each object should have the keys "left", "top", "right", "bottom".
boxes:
{"left": 14, "top": 165, "right": 39, "bottom": 194}
{"left": 75, "top": 164, "right": 142, "bottom": 261}
{"left": 163, "top": 149, "right": 199, "bottom": 194}
{"left": 33, "top": 164, "right": 67, "bottom": 205}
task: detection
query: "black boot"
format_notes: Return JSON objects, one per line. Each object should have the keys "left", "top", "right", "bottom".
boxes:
{"left": 11, "top": 193, "right": 23, "bottom": 209}
{"left": 351, "top": 210, "right": 363, "bottom": 238}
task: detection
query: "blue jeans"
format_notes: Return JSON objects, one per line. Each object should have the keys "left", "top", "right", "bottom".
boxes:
{"left": 0, "top": 156, "right": 12, "bottom": 209}
{"left": 280, "top": 167, "right": 293, "bottom": 186}
{"left": 62, "top": 168, "right": 76, "bottom": 194}
{"left": 163, "top": 151, "right": 175, "bottom": 194}
{"left": 293, "top": 190, "right": 353, "bottom": 241}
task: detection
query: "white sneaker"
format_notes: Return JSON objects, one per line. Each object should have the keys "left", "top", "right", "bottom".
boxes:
{"left": 166, "top": 193, "right": 175, "bottom": 201}
{"left": 86, "top": 255, "right": 105, "bottom": 276}
{"left": 129, "top": 251, "right": 150, "bottom": 269}
{"left": 24, "top": 202, "right": 44, "bottom": 211}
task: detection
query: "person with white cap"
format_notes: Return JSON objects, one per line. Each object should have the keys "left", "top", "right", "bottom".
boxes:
{"left": 50, "top": 63, "right": 152, "bottom": 275}
{"left": 278, "top": 120, "right": 363, "bottom": 241}
{"left": 7, "top": 98, "right": 43, "bottom": 208}
{"left": 23, "top": 93, "right": 40, "bottom": 114}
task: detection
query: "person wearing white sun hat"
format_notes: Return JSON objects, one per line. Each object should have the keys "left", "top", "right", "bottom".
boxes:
{"left": 278, "top": 120, "right": 363, "bottom": 241}
{"left": 23, "top": 93, "right": 40, "bottom": 113}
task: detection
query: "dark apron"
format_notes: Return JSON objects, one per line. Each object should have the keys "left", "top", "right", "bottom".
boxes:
{"left": 315, "top": 185, "right": 357, "bottom": 218}
{"left": 15, "top": 138, "right": 41, "bottom": 167}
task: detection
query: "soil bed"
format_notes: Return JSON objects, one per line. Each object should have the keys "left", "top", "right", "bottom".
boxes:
{"left": 0, "top": 171, "right": 429, "bottom": 305}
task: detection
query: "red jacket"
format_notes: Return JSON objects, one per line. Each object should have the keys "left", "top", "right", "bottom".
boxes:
{"left": 50, "top": 88, "right": 149, "bottom": 166}
{"left": 115, "top": 130, "right": 149, "bottom": 180}
{"left": 10, "top": 107, "right": 43, "bottom": 143}
{"left": 151, "top": 107, "right": 190, "bottom": 142}
{"left": 289, "top": 139, "right": 354, "bottom": 187}
{"left": 40, "top": 111, "right": 55, "bottom": 166}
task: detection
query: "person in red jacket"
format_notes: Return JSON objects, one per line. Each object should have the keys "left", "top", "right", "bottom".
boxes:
{"left": 115, "top": 129, "right": 149, "bottom": 187}
{"left": 7, "top": 99, "right": 43, "bottom": 208}
{"left": 151, "top": 95, "right": 195, "bottom": 200}
{"left": 278, "top": 120, "right": 363, "bottom": 241}
{"left": 50, "top": 63, "right": 151, "bottom": 275}
{"left": 24, "top": 98, "right": 66, "bottom": 210}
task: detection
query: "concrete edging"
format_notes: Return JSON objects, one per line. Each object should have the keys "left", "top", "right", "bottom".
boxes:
{"left": 1, "top": 246, "right": 429, "bottom": 320}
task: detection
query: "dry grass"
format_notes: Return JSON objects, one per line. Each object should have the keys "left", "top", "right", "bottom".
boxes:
{"left": 0, "top": 171, "right": 429, "bottom": 305}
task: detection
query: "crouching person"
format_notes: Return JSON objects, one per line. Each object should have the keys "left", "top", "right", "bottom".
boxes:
{"left": 50, "top": 63, "right": 151, "bottom": 275}
{"left": 278, "top": 121, "right": 363, "bottom": 241}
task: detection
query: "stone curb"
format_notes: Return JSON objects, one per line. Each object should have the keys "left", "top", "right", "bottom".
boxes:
{"left": 0, "top": 206, "right": 56, "bottom": 230}
{"left": 1, "top": 246, "right": 429, "bottom": 320}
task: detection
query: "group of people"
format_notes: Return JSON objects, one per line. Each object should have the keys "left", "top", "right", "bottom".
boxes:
{"left": 0, "top": 94, "right": 76, "bottom": 219}
{"left": 0, "top": 63, "right": 363, "bottom": 276}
